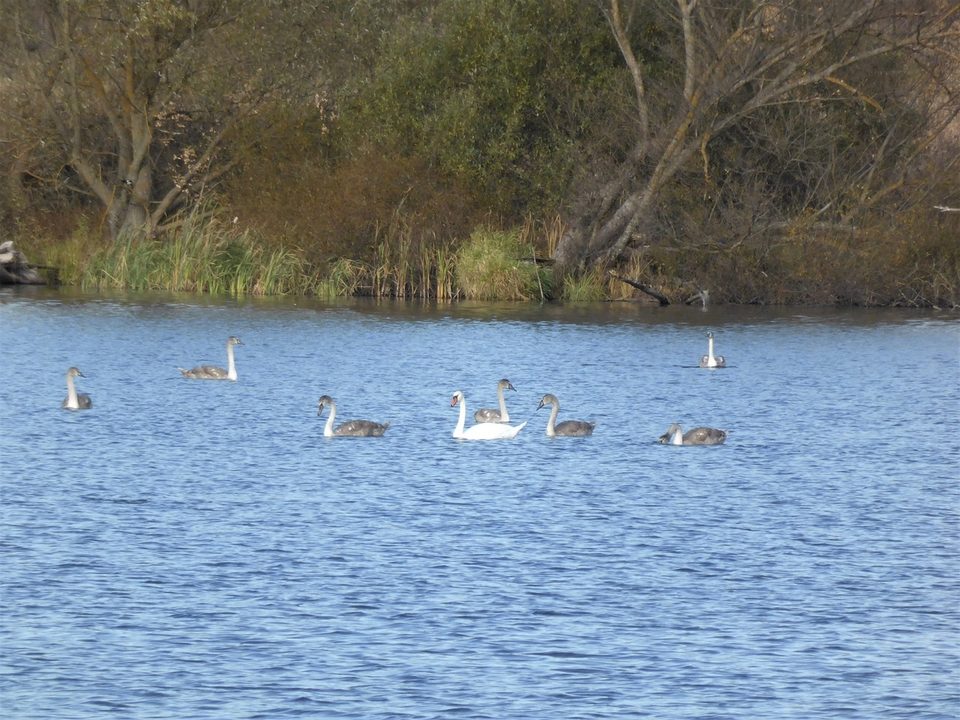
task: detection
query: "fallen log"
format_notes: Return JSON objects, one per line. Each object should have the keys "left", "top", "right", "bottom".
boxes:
{"left": 608, "top": 270, "right": 670, "bottom": 305}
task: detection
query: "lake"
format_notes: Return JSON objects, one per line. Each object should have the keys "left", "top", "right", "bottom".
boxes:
{"left": 1, "top": 287, "right": 958, "bottom": 719}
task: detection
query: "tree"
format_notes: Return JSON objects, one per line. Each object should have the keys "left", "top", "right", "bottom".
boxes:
{"left": 555, "top": 0, "right": 960, "bottom": 273}
{"left": 335, "top": 0, "right": 616, "bottom": 216}
{"left": 1, "top": 0, "right": 357, "bottom": 240}
{"left": 3, "top": 2, "right": 235, "bottom": 238}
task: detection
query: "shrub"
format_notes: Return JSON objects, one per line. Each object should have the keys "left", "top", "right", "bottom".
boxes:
{"left": 456, "top": 227, "right": 544, "bottom": 300}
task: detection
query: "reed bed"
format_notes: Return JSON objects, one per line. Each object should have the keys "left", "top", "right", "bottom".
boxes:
{"left": 322, "top": 213, "right": 465, "bottom": 299}
{"left": 30, "top": 201, "right": 954, "bottom": 306}
{"left": 80, "top": 210, "right": 323, "bottom": 297}
{"left": 37, "top": 211, "right": 562, "bottom": 301}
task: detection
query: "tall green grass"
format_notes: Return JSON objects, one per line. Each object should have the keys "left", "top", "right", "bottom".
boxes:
{"left": 455, "top": 227, "right": 547, "bottom": 301}
{"left": 31, "top": 216, "right": 104, "bottom": 287}
{"left": 35, "top": 202, "right": 954, "bottom": 306}
{"left": 79, "top": 207, "right": 323, "bottom": 296}
{"left": 432, "top": 244, "right": 456, "bottom": 300}
{"left": 315, "top": 223, "right": 551, "bottom": 300}
{"left": 30, "top": 204, "right": 563, "bottom": 302}
{"left": 323, "top": 213, "right": 463, "bottom": 299}
{"left": 562, "top": 268, "right": 605, "bottom": 302}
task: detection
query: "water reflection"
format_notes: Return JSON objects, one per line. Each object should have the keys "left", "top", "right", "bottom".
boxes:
{"left": 4, "top": 284, "right": 958, "bottom": 328}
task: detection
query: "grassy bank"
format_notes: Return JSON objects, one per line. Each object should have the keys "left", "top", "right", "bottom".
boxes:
{"left": 22, "top": 207, "right": 960, "bottom": 308}
{"left": 34, "top": 208, "right": 330, "bottom": 297}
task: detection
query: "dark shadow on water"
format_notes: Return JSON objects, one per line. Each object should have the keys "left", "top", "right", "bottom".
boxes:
{"left": 3, "top": 284, "right": 957, "bottom": 328}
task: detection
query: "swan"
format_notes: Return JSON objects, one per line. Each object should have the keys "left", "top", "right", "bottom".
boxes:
{"left": 536, "top": 393, "right": 594, "bottom": 437}
{"left": 658, "top": 423, "right": 726, "bottom": 445}
{"left": 451, "top": 391, "right": 525, "bottom": 440}
{"left": 316, "top": 395, "right": 389, "bottom": 437}
{"left": 179, "top": 336, "right": 243, "bottom": 380}
{"left": 699, "top": 331, "right": 726, "bottom": 368}
{"left": 474, "top": 378, "right": 516, "bottom": 423}
{"left": 62, "top": 367, "right": 92, "bottom": 410}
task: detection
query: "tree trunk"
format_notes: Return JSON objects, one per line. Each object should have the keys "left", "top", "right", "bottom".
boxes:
{"left": 9, "top": 2, "right": 242, "bottom": 243}
{"left": 557, "top": 0, "right": 956, "bottom": 276}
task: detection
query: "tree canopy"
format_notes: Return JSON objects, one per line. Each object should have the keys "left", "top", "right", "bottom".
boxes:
{"left": 1, "top": 0, "right": 958, "bottom": 301}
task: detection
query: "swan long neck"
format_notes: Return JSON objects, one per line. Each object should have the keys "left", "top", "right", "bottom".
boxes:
{"left": 707, "top": 335, "right": 716, "bottom": 365}
{"left": 226, "top": 342, "right": 237, "bottom": 380}
{"left": 323, "top": 401, "right": 336, "bottom": 437}
{"left": 497, "top": 385, "right": 509, "bottom": 421}
{"left": 454, "top": 396, "right": 467, "bottom": 436}
{"left": 65, "top": 374, "right": 79, "bottom": 409}
{"left": 546, "top": 401, "right": 559, "bottom": 437}
{"left": 671, "top": 427, "right": 683, "bottom": 445}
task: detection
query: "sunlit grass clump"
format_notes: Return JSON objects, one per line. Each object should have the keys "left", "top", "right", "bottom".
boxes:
{"left": 456, "top": 227, "right": 546, "bottom": 300}
{"left": 562, "top": 268, "right": 606, "bottom": 302}
{"left": 80, "top": 208, "right": 323, "bottom": 296}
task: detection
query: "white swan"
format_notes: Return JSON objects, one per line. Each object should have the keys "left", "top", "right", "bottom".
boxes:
{"left": 317, "top": 395, "right": 389, "bottom": 437}
{"left": 62, "top": 367, "right": 92, "bottom": 410}
{"left": 537, "top": 393, "right": 594, "bottom": 437}
{"left": 658, "top": 423, "right": 726, "bottom": 445}
{"left": 699, "top": 331, "right": 726, "bottom": 368}
{"left": 179, "top": 336, "right": 243, "bottom": 380}
{"left": 451, "top": 391, "right": 525, "bottom": 440}
{"left": 474, "top": 378, "right": 516, "bottom": 423}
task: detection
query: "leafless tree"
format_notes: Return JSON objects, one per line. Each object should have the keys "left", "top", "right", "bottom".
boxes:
{"left": 555, "top": 0, "right": 960, "bottom": 273}
{"left": 4, "top": 2, "right": 242, "bottom": 238}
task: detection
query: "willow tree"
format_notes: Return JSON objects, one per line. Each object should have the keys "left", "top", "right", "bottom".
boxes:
{"left": 1, "top": 0, "right": 335, "bottom": 240}
{"left": 555, "top": 0, "right": 960, "bottom": 273}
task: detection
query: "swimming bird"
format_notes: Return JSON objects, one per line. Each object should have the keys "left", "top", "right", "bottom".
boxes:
{"left": 316, "top": 395, "right": 389, "bottom": 437}
{"left": 474, "top": 378, "right": 516, "bottom": 423}
{"left": 536, "top": 393, "right": 594, "bottom": 437}
{"left": 62, "top": 366, "right": 92, "bottom": 410}
{"left": 451, "top": 391, "right": 525, "bottom": 440}
{"left": 179, "top": 336, "right": 243, "bottom": 380}
{"left": 658, "top": 423, "right": 726, "bottom": 445}
{"left": 699, "top": 331, "right": 726, "bottom": 368}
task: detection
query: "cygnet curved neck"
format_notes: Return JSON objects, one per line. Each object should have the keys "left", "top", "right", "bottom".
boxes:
{"left": 65, "top": 373, "right": 80, "bottom": 410}
{"left": 322, "top": 400, "right": 338, "bottom": 436}
{"left": 545, "top": 401, "right": 560, "bottom": 436}
{"left": 496, "top": 385, "right": 510, "bottom": 421}
{"left": 226, "top": 342, "right": 237, "bottom": 380}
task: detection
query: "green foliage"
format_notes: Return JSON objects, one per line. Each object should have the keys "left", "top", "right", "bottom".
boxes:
{"left": 4, "top": 0, "right": 957, "bottom": 308}
{"left": 327, "top": 258, "right": 366, "bottom": 297}
{"left": 30, "top": 216, "right": 107, "bottom": 287}
{"left": 456, "top": 227, "right": 544, "bottom": 300}
{"left": 78, "top": 206, "right": 322, "bottom": 297}
{"left": 229, "top": 149, "right": 483, "bottom": 275}
{"left": 562, "top": 269, "right": 605, "bottom": 303}
{"left": 337, "top": 0, "right": 615, "bottom": 215}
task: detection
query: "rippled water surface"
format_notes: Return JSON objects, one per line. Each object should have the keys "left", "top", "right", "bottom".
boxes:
{"left": 1, "top": 288, "right": 958, "bottom": 719}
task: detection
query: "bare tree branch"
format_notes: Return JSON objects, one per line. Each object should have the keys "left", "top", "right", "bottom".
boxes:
{"left": 558, "top": 0, "right": 960, "bottom": 271}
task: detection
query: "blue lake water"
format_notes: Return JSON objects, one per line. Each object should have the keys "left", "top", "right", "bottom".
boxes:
{"left": 1, "top": 287, "right": 958, "bottom": 719}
